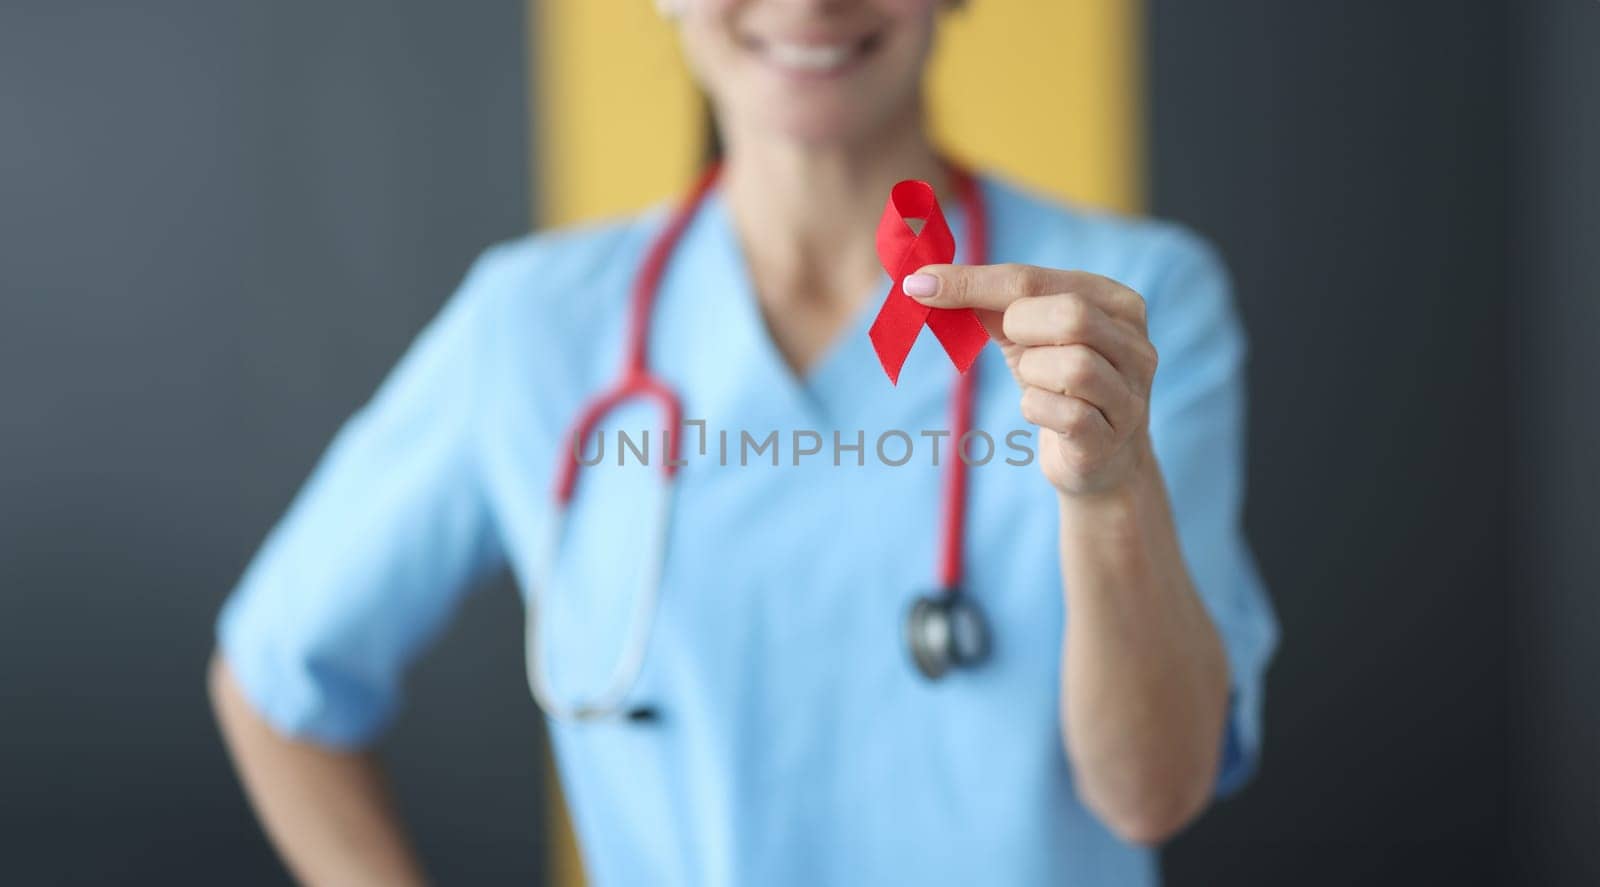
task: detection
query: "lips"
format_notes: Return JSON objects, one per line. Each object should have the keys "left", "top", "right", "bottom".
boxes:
{"left": 740, "top": 31, "right": 882, "bottom": 77}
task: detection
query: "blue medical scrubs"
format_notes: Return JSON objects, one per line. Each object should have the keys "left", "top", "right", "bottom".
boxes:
{"left": 218, "top": 173, "right": 1278, "bottom": 885}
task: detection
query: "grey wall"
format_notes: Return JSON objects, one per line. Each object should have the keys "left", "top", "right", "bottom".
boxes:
{"left": 0, "top": 2, "right": 541, "bottom": 883}
{"left": 1510, "top": 1, "right": 1600, "bottom": 884}
{"left": 1147, "top": 2, "right": 1511, "bottom": 884}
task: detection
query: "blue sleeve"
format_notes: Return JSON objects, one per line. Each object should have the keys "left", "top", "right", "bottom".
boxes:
{"left": 216, "top": 254, "right": 508, "bottom": 747}
{"left": 1143, "top": 228, "right": 1280, "bottom": 796}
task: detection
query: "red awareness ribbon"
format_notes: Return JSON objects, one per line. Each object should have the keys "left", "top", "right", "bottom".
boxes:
{"left": 868, "top": 179, "right": 989, "bottom": 385}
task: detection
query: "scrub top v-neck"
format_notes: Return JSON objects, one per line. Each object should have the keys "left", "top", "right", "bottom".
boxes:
{"left": 218, "top": 173, "right": 1278, "bottom": 887}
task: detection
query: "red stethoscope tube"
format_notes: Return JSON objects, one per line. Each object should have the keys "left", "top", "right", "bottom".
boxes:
{"left": 537, "top": 164, "right": 990, "bottom": 718}
{"left": 555, "top": 163, "right": 986, "bottom": 575}
{"left": 939, "top": 168, "right": 985, "bottom": 591}
{"left": 551, "top": 165, "right": 722, "bottom": 505}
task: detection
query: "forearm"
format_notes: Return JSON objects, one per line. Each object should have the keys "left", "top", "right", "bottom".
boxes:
{"left": 1056, "top": 438, "right": 1230, "bottom": 846}
{"left": 208, "top": 655, "right": 428, "bottom": 887}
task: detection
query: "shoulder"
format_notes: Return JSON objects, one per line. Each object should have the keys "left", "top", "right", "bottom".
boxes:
{"left": 979, "top": 174, "right": 1230, "bottom": 309}
{"left": 436, "top": 208, "right": 674, "bottom": 434}
{"left": 437, "top": 208, "right": 673, "bottom": 395}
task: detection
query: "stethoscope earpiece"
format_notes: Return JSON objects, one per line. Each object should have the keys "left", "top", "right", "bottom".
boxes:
{"left": 906, "top": 590, "right": 990, "bottom": 681}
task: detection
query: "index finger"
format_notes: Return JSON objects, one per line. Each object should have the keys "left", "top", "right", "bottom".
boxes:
{"left": 906, "top": 263, "right": 1145, "bottom": 328}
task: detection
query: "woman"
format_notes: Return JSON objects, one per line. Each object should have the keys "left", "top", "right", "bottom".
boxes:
{"left": 210, "top": 1, "right": 1277, "bottom": 884}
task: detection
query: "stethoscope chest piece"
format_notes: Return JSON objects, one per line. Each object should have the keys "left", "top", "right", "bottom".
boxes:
{"left": 905, "top": 590, "right": 990, "bottom": 681}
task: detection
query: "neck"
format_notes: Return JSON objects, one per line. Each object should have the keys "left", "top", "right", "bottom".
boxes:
{"left": 718, "top": 102, "right": 950, "bottom": 313}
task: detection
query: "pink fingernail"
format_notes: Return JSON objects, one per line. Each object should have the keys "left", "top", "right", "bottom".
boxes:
{"left": 903, "top": 273, "right": 939, "bottom": 298}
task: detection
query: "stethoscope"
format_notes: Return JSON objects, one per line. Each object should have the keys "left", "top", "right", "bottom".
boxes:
{"left": 527, "top": 162, "right": 991, "bottom": 724}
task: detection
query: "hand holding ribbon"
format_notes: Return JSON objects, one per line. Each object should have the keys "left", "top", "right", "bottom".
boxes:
{"left": 902, "top": 261, "right": 1160, "bottom": 498}
{"left": 868, "top": 179, "right": 990, "bottom": 384}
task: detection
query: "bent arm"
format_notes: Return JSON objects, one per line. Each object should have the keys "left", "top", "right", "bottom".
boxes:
{"left": 208, "top": 655, "right": 428, "bottom": 887}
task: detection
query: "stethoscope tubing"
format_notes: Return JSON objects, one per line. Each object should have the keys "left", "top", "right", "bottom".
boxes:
{"left": 527, "top": 477, "right": 674, "bottom": 722}
{"left": 529, "top": 162, "right": 988, "bottom": 722}
{"left": 527, "top": 168, "right": 717, "bottom": 723}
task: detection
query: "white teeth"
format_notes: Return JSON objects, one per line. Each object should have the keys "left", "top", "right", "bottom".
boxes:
{"left": 765, "top": 40, "right": 855, "bottom": 72}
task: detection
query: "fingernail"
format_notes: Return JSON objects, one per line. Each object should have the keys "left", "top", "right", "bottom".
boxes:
{"left": 903, "top": 273, "right": 939, "bottom": 299}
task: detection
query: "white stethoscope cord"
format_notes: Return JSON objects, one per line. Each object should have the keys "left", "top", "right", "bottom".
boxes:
{"left": 526, "top": 477, "right": 674, "bottom": 722}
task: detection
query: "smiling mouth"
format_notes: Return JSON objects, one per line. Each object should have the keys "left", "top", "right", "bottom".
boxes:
{"left": 739, "top": 31, "right": 883, "bottom": 77}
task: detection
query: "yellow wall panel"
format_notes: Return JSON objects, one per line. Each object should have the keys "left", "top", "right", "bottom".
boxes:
{"left": 532, "top": 0, "right": 702, "bottom": 225}
{"left": 929, "top": 0, "right": 1144, "bottom": 213}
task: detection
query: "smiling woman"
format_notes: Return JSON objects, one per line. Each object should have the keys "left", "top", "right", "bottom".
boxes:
{"left": 531, "top": 5, "right": 1216, "bottom": 886}
{"left": 1, "top": 0, "right": 1573, "bottom": 882}
{"left": 210, "top": 0, "right": 1274, "bottom": 884}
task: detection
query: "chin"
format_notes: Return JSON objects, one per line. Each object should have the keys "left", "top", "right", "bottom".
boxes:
{"left": 730, "top": 65, "right": 920, "bottom": 149}
{"left": 754, "top": 102, "right": 882, "bottom": 147}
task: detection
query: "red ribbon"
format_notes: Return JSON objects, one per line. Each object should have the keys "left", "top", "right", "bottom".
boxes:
{"left": 868, "top": 179, "right": 988, "bottom": 385}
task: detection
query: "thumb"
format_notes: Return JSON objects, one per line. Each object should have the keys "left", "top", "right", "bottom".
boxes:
{"left": 902, "top": 263, "right": 1035, "bottom": 313}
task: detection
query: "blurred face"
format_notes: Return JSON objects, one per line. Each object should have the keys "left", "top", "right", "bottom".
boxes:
{"left": 676, "top": 0, "right": 943, "bottom": 147}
